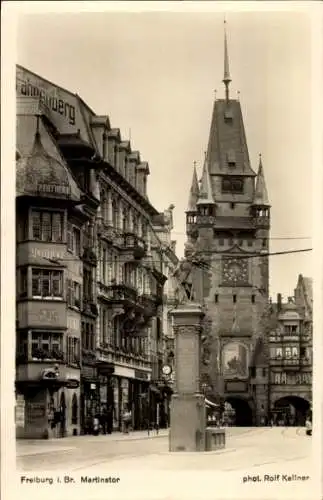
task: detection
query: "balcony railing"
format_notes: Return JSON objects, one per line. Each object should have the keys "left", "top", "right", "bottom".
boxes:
{"left": 112, "top": 231, "right": 146, "bottom": 256}
{"left": 99, "top": 223, "right": 116, "bottom": 242}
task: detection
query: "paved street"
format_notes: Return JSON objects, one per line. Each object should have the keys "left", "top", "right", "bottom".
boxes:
{"left": 16, "top": 427, "right": 317, "bottom": 500}
{"left": 17, "top": 426, "right": 311, "bottom": 472}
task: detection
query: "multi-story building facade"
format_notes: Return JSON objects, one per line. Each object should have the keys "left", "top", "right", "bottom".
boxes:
{"left": 267, "top": 275, "right": 312, "bottom": 425}
{"left": 15, "top": 65, "right": 177, "bottom": 438}
{"left": 185, "top": 27, "right": 270, "bottom": 425}
{"left": 151, "top": 205, "right": 181, "bottom": 426}
{"left": 15, "top": 97, "right": 99, "bottom": 438}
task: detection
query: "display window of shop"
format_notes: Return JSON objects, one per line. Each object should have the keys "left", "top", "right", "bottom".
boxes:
{"left": 31, "top": 209, "right": 64, "bottom": 243}
{"left": 32, "top": 269, "right": 63, "bottom": 299}
{"left": 30, "top": 331, "right": 63, "bottom": 360}
{"left": 66, "top": 336, "right": 80, "bottom": 366}
{"left": 67, "top": 279, "right": 81, "bottom": 309}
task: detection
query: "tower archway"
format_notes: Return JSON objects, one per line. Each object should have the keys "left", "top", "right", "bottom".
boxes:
{"left": 225, "top": 396, "right": 253, "bottom": 426}
{"left": 273, "top": 395, "right": 310, "bottom": 426}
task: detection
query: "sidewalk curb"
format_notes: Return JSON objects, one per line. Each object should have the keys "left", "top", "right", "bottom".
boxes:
{"left": 16, "top": 432, "right": 169, "bottom": 457}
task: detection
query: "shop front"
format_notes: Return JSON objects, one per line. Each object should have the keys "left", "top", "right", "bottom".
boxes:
{"left": 16, "top": 364, "right": 80, "bottom": 439}
{"left": 110, "top": 365, "right": 151, "bottom": 431}
{"left": 80, "top": 364, "right": 99, "bottom": 434}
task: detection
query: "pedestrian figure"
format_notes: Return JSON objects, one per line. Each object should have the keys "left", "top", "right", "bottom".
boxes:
{"left": 100, "top": 407, "right": 107, "bottom": 435}
{"left": 106, "top": 404, "right": 113, "bottom": 434}
{"left": 93, "top": 414, "right": 100, "bottom": 436}
{"left": 122, "top": 408, "right": 131, "bottom": 433}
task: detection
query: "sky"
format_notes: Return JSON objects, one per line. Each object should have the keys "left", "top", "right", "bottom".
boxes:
{"left": 16, "top": 8, "right": 313, "bottom": 300}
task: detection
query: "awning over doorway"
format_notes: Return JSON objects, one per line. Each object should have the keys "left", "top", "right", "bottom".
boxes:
{"left": 205, "top": 398, "right": 220, "bottom": 408}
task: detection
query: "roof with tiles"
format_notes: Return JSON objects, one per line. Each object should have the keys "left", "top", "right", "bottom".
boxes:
{"left": 253, "top": 155, "right": 270, "bottom": 206}
{"left": 187, "top": 165, "right": 199, "bottom": 212}
{"left": 206, "top": 99, "right": 256, "bottom": 177}
{"left": 16, "top": 128, "right": 81, "bottom": 201}
{"left": 196, "top": 160, "right": 215, "bottom": 206}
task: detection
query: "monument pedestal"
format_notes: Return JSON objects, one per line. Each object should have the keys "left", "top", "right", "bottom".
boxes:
{"left": 169, "top": 393, "right": 206, "bottom": 452}
{"left": 169, "top": 302, "right": 206, "bottom": 452}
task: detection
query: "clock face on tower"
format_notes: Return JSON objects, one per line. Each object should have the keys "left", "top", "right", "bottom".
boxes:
{"left": 222, "top": 257, "right": 249, "bottom": 286}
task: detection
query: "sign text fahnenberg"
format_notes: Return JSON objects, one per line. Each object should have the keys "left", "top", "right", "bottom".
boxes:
{"left": 16, "top": 74, "right": 76, "bottom": 126}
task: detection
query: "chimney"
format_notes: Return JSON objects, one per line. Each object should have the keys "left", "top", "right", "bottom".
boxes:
{"left": 277, "top": 293, "right": 282, "bottom": 311}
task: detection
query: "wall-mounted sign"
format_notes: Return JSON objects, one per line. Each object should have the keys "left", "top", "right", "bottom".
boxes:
{"left": 39, "top": 309, "right": 59, "bottom": 324}
{"left": 16, "top": 70, "right": 76, "bottom": 126}
{"left": 26, "top": 402, "right": 46, "bottom": 421}
{"left": 15, "top": 395, "right": 25, "bottom": 427}
{"left": 225, "top": 381, "right": 248, "bottom": 393}
{"left": 65, "top": 378, "right": 79, "bottom": 389}
{"left": 31, "top": 247, "right": 66, "bottom": 261}
{"left": 37, "top": 183, "right": 71, "bottom": 197}
{"left": 134, "top": 370, "right": 149, "bottom": 380}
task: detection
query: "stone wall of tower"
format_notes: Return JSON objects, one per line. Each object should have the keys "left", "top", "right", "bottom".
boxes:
{"left": 193, "top": 221, "right": 269, "bottom": 402}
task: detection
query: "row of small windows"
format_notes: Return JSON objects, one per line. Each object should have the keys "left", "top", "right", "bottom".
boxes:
{"left": 19, "top": 207, "right": 149, "bottom": 245}
{"left": 215, "top": 294, "right": 256, "bottom": 303}
{"left": 216, "top": 238, "right": 267, "bottom": 248}
{"left": 270, "top": 346, "right": 310, "bottom": 359}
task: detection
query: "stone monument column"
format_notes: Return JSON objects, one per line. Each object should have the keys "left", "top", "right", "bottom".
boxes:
{"left": 169, "top": 302, "right": 206, "bottom": 452}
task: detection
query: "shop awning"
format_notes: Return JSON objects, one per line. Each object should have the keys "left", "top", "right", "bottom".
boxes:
{"left": 205, "top": 398, "right": 220, "bottom": 408}
{"left": 149, "top": 384, "right": 161, "bottom": 394}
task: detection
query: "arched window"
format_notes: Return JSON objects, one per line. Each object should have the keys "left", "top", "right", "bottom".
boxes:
{"left": 71, "top": 393, "right": 78, "bottom": 425}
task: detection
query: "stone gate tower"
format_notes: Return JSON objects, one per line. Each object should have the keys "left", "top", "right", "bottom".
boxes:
{"left": 186, "top": 23, "right": 271, "bottom": 425}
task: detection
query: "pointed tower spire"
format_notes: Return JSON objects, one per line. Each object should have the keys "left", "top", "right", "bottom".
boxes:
{"left": 186, "top": 161, "right": 200, "bottom": 212}
{"left": 253, "top": 154, "right": 270, "bottom": 206}
{"left": 197, "top": 156, "right": 214, "bottom": 206}
{"left": 223, "top": 19, "right": 231, "bottom": 103}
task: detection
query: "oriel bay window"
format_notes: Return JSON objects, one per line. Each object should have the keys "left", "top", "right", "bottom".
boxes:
{"left": 31, "top": 209, "right": 64, "bottom": 242}
{"left": 32, "top": 269, "right": 63, "bottom": 299}
{"left": 31, "top": 331, "right": 63, "bottom": 360}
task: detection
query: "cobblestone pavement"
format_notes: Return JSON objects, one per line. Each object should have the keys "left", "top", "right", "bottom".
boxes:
{"left": 15, "top": 427, "right": 317, "bottom": 500}
{"left": 17, "top": 427, "right": 310, "bottom": 472}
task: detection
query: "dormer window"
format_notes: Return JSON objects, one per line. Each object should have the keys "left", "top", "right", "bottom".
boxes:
{"left": 227, "top": 150, "right": 236, "bottom": 167}
{"left": 224, "top": 108, "right": 233, "bottom": 122}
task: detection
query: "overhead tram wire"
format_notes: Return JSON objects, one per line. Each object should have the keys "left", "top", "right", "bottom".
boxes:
{"left": 42, "top": 247, "right": 313, "bottom": 263}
